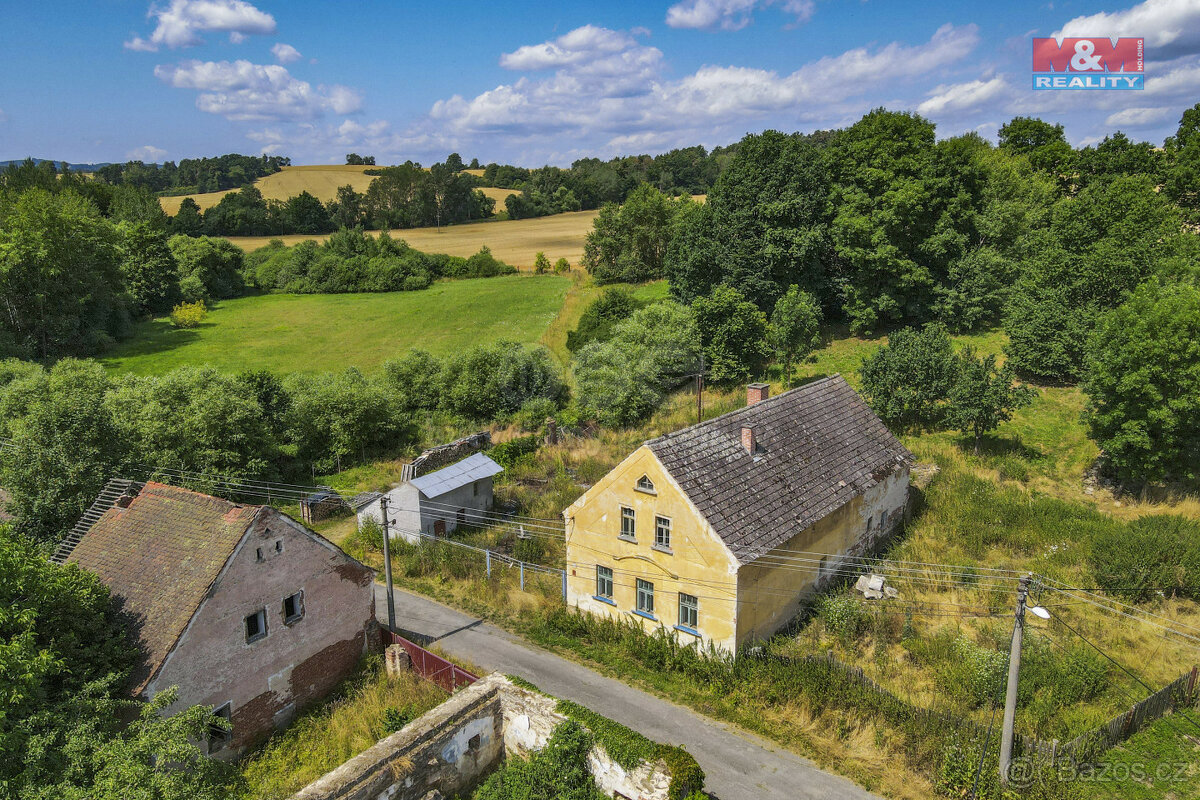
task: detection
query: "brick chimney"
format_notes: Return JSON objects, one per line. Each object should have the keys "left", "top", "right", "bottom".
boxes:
{"left": 747, "top": 382, "right": 770, "bottom": 405}
{"left": 741, "top": 426, "right": 756, "bottom": 456}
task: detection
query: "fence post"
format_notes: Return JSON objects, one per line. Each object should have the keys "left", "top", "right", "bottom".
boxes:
{"left": 486, "top": 549, "right": 491, "bottom": 578}
{"left": 520, "top": 561, "right": 525, "bottom": 591}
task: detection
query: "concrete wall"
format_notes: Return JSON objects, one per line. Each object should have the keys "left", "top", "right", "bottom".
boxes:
{"left": 564, "top": 446, "right": 741, "bottom": 654}
{"left": 498, "top": 682, "right": 671, "bottom": 800}
{"left": 355, "top": 479, "right": 495, "bottom": 545}
{"left": 290, "top": 674, "right": 672, "bottom": 800}
{"left": 149, "top": 510, "right": 376, "bottom": 755}
{"left": 735, "top": 465, "right": 910, "bottom": 646}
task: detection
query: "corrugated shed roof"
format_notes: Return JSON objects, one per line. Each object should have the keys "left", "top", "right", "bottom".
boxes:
{"left": 647, "top": 375, "right": 913, "bottom": 566}
{"left": 67, "top": 482, "right": 261, "bottom": 694}
{"left": 410, "top": 452, "right": 503, "bottom": 498}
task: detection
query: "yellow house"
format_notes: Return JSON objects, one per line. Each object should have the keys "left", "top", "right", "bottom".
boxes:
{"left": 564, "top": 376, "right": 913, "bottom": 653}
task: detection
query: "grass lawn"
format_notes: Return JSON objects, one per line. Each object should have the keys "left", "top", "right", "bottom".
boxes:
{"left": 101, "top": 274, "right": 571, "bottom": 376}
{"left": 1088, "top": 714, "right": 1200, "bottom": 799}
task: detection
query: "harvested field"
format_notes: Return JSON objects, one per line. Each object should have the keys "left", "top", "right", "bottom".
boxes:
{"left": 225, "top": 209, "right": 599, "bottom": 270}
{"left": 158, "top": 164, "right": 378, "bottom": 214}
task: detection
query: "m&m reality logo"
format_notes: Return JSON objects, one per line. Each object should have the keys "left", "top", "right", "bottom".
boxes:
{"left": 1032, "top": 37, "right": 1144, "bottom": 90}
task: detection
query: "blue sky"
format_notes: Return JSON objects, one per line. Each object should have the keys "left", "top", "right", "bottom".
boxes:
{"left": 2, "top": 0, "right": 1198, "bottom": 166}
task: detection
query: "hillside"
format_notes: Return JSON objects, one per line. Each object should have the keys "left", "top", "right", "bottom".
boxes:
{"left": 100, "top": 274, "right": 572, "bottom": 376}
{"left": 158, "top": 164, "right": 378, "bottom": 214}
{"left": 158, "top": 164, "right": 514, "bottom": 216}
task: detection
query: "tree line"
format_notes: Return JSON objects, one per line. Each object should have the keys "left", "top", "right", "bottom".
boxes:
{"left": 95, "top": 153, "right": 290, "bottom": 194}
{"left": 492, "top": 144, "right": 729, "bottom": 220}
{"left": 0, "top": 341, "right": 565, "bottom": 546}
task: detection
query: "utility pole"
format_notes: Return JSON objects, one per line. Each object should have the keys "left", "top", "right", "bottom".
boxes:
{"left": 695, "top": 352, "right": 705, "bottom": 423}
{"left": 999, "top": 574, "right": 1032, "bottom": 786}
{"left": 378, "top": 496, "right": 396, "bottom": 632}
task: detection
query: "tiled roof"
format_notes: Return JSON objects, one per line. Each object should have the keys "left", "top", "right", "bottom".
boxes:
{"left": 647, "top": 375, "right": 913, "bottom": 565}
{"left": 67, "top": 482, "right": 261, "bottom": 694}
{"left": 410, "top": 452, "right": 503, "bottom": 498}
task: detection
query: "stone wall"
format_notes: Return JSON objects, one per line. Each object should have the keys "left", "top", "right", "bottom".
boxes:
{"left": 290, "top": 674, "right": 672, "bottom": 800}
{"left": 402, "top": 432, "right": 491, "bottom": 481}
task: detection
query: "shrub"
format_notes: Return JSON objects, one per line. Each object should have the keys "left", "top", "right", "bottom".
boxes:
{"left": 169, "top": 301, "right": 207, "bottom": 328}
{"left": 554, "top": 257, "right": 571, "bottom": 274}
{"left": 533, "top": 251, "right": 551, "bottom": 274}
{"left": 567, "top": 288, "right": 637, "bottom": 352}
{"left": 490, "top": 434, "right": 540, "bottom": 469}
{"left": 819, "top": 595, "right": 868, "bottom": 641}
{"left": 1089, "top": 514, "right": 1200, "bottom": 602}
{"left": 441, "top": 340, "right": 566, "bottom": 420}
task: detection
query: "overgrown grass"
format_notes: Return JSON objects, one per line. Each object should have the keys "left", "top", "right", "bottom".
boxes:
{"left": 1087, "top": 714, "right": 1200, "bottom": 799}
{"left": 237, "top": 657, "right": 446, "bottom": 800}
{"left": 101, "top": 275, "right": 570, "bottom": 376}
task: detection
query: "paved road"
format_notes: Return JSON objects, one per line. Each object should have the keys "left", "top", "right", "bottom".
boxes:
{"left": 375, "top": 585, "right": 881, "bottom": 800}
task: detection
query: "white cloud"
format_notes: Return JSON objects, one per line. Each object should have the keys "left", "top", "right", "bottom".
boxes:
{"left": 425, "top": 22, "right": 977, "bottom": 155}
{"left": 917, "top": 76, "right": 1010, "bottom": 116}
{"left": 499, "top": 25, "right": 657, "bottom": 73}
{"left": 125, "top": 0, "right": 276, "bottom": 52}
{"left": 1104, "top": 105, "right": 1175, "bottom": 127}
{"left": 126, "top": 145, "right": 168, "bottom": 161}
{"left": 154, "top": 60, "right": 362, "bottom": 121}
{"left": 1056, "top": 0, "right": 1200, "bottom": 60}
{"left": 271, "top": 42, "right": 302, "bottom": 64}
{"left": 665, "top": 0, "right": 814, "bottom": 31}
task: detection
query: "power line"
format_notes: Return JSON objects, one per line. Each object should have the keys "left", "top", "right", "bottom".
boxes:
{"left": 1047, "top": 612, "right": 1200, "bottom": 737}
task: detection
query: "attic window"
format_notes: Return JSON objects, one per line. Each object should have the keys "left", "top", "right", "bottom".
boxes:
{"left": 255, "top": 547, "right": 264, "bottom": 562}
{"left": 244, "top": 609, "right": 267, "bottom": 643}
{"left": 635, "top": 475, "right": 656, "bottom": 494}
{"left": 274, "top": 540, "right": 283, "bottom": 554}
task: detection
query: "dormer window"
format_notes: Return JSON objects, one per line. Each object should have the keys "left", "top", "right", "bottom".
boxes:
{"left": 635, "top": 475, "right": 656, "bottom": 494}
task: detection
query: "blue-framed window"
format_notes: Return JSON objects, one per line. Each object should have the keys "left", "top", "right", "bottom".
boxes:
{"left": 636, "top": 579, "right": 654, "bottom": 616}
{"left": 596, "top": 566, "right": 614, "bottom": 600}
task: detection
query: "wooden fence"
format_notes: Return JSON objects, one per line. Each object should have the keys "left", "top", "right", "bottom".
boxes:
{"left": 763, "top": 650, "right": 1199, "bottom": 765}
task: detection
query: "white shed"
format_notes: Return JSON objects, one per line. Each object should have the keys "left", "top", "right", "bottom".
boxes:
{"left": 355, "top": 452, "right": 504, "bottom": 544}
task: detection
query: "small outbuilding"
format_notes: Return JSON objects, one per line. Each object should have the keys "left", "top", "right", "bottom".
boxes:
{"left": 356, "top": 452, "right": 504, "bottom": 543}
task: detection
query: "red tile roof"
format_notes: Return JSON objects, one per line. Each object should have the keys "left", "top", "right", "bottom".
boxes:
{"left": 67, "top": 482, "right": 262, "bottom": 694}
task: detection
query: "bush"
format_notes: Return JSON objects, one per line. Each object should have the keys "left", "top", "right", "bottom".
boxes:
{"left": 554, "top": 257, "right": 571, "bottom": 274}
{"left": 169, "top": 301, "right": 207, "bottom": 328}
{"left": 1089, "top": 514, "right": 1200, "bottom": 602}
{"left": 441, "top": 341, "right": 566, "bottom": 421}
{"left": 818, "top": 595, "right": 868, "bottom": 641}
{"left": 567, "top": 288, "right": 637, "bottom": 352}
{"left": 490, "top": 434, "right": 540, "bottom": 469}
{"left": 533, "top": 251, "right": 551, "bottom": 274}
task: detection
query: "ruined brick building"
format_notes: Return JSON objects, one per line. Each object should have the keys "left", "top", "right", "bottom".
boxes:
{"left": 63, "top": 481, "right": 377, "bottom": 755}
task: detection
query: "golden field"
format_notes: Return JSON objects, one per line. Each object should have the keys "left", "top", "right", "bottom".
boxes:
{"left": 225, "top": 209, "right": 600, "bottom": 269}
{"left": 158, "top": 164, "right": 378, "bottom": 214}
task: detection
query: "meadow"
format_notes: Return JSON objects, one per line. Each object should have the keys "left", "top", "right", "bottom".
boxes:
{"left": 101, "top": 274, "right": 571, "bottom": 376}
{"left": 158, "top": 164, "right": 378, "bottom": 214}
{"left": 225, "top": 209, "right": 600, "bottom": 271}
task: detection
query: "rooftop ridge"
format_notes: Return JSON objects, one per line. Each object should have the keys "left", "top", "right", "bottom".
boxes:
{"left": 645, "top": 374, "right": 843, "bottom": 447}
